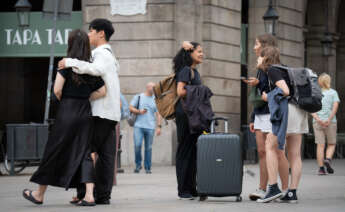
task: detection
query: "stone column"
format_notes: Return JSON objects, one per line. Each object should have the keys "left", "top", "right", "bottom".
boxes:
{"left": 201, "top": 0, "right": 242, "bottom": 132}
{"left": 336, "top": 0, "right": 345, "bottom": 132}
{"left": 336, "top": 37, "right": 345, "bottom": 131}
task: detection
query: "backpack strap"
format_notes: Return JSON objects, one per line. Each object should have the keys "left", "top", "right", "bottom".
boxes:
{"left": 104, "top": 48, "right": 113, "bottom": 54}
{"left": 271, "top": 64, "right": 288, "bottom": 70}
{"left": 270, "top": 64, "right": 295, "bottom": 101}
{"left": 174, "top": 67, "right": 195, "bottom": 85}
{"left": 188, "top": 67, "right": 195, "bottom": 85}
{"left": 190, "top": 67, "right": 195, "bottom": 80}
{"left": 267, "top": 65, "right": 285, "bottom": 92}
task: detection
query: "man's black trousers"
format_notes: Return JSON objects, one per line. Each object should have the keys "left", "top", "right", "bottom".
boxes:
{"left": 77, "top": 116, "right": 117, "bottom": 202}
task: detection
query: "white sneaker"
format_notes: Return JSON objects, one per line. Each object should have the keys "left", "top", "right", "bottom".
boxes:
{"left": 249, "top": 189, "right": 266, "bottom": 201}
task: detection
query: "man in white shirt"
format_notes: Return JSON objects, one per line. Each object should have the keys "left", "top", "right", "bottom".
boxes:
{"left": 58, "top": 19, "right": 120, "bottom": 205}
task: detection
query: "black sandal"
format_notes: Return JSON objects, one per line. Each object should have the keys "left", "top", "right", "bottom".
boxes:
{"left": 70, "top": 197, "right": 80, "bottom": 205}
{"left": 76, "top": 200, "right": 96, "bottom": 207}
{"left": 22, "top": 189, "right": 43, "bottom": 205}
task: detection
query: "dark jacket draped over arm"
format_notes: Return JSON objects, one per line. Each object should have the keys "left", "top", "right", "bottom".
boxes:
{"left": 181, "top": 85, "right": 214, "bottom": 134}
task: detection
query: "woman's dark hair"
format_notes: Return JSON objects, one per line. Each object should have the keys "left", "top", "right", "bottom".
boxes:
{"left": 66, "top": 29, "right": 91, "bottom": 85}
{"left": 259, "top": 46, "right": 281, "bottom": 71}
{"left": 89, "top": 18, "right": 114, "bottom": 41}
{"left": 173, "top": 42, "right": 200, "bottom": 73}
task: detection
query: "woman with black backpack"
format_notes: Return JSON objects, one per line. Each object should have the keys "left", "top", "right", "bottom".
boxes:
{"left": 256, "top": 47, "right": 309, "bottom": 204}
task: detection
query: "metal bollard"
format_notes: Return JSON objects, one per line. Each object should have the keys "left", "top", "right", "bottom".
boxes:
{"left": 117, "top": 132, "right": 124, "bottom": 173}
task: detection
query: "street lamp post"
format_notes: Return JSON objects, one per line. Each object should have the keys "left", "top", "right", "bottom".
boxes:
{"left": 321, "top": 0, "right": 333, "bottom": 57}
{"left": 14, "top": 0, "right": 32, "bottom": 27}
{"left": 263, "top": 0, "right": 279, "bottom": 36}
{"left": 321, "top": 33, "right": 333, "bottom": 56}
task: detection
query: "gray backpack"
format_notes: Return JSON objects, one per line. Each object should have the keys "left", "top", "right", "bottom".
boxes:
{"left": 272, "top": 65, "right": 323, "bottom": 113}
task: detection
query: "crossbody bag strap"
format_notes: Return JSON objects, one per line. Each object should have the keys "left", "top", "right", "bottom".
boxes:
{"left": 136, "top": 94, "right": 141, "bottom": 109}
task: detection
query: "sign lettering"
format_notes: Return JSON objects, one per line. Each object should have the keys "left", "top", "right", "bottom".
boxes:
{"left": 0, "top": 12, "right": 82, "bottom": 57}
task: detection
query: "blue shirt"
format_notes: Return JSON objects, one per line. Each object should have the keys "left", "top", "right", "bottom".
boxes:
{"left": 313, "top": 89, "right": 340, "bottom": 123}
{"left": 130, "top": 93, "right": 157, "bottom": 130}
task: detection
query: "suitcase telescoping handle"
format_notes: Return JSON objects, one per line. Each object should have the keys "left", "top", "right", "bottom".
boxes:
{"left": 210, "top": 117, "right": 229, "bottom": 134}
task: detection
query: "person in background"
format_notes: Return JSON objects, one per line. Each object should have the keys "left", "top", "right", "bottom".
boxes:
{"left": 244, "top": 34, "right": 289, "bottom": 201}
{"left": 312, "top": 73, "right": 340, "bottom": 175}
{"left": 129, "top": 82, "right": 162, "bottom": 174}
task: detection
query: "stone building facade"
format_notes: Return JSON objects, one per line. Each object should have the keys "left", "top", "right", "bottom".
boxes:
{"left": 82, "top": 0, "right": 344, "bottom": 166}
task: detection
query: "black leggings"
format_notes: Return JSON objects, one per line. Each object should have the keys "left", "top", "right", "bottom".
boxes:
{"left": 175, "top": 103, "right": 200, "bottom": 196}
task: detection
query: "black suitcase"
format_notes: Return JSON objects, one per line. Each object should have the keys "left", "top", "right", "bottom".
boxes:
{"left": 197, "top": 117, "right": 243, "bottom": 201}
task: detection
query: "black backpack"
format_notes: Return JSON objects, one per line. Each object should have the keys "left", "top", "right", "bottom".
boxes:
{"left": 272, "top": 65, "right": 323, "bottom": 113}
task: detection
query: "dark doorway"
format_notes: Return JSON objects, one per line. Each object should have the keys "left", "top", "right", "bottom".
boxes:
{"left": 336, "top": 1, "right": 345, "bottom": 132}
{"left": 0, "top": 58, "right": 61, "bottom": 130}
{"left": 241, "top": 0, "right": 249, "bottom": 125}
{"left": 1, "top": 0, "right": 82, "bottom": 12}
{"left": 0, "top": 0, "right": 82, "bottom": 130}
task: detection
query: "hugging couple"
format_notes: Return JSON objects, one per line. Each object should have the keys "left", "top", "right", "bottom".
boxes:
{"left": 23, "top": 18, "right": 120, "bottom": 207}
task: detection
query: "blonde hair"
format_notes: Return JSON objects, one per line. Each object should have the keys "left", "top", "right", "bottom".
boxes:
{"left": 318, "top": 73, "right": 331, "bottom": 89}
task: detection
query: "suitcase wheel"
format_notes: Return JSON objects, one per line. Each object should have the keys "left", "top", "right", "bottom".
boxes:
{"left": 236, "top": 196, "right": 242, "bottom": 202}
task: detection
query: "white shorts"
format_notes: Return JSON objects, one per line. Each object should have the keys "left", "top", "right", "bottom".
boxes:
{"left": 254, "top": 114, "right": 272, "bottom": 133}
{"left": 287, "top": 103, "right": 309, "bottom": 134}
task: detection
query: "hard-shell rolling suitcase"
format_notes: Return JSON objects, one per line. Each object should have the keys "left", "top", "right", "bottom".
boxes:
{"left": 197, "top": 117, "right": 243, "bottom": 201}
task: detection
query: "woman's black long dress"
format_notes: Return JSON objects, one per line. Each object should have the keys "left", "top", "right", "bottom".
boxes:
{"left": 30, "top": 68, "right": 104, "bottom": 190}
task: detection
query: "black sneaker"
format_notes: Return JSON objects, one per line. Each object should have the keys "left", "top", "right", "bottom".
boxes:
{"left": 199, "top": 195, "right": 208, "bottom": 202}
{"left": 145, "top": 170, "right": 152, "bottom": 174}
{"left": 318, "top": 167, "right": 327, "bottom": 175}
{"left": 257, "top": 184, "right": 283, "bottom": 203}
{"left": 134, "top": 166, "right": 142, "bottom": 173}
{"left": 280, "top": 190, "right": 298, "bottom": 203}
{"left": 178, "top": 193, "right": 194, "bottom": 200}
{"left": 324, "top": 159, "right": 334, "bottom": 174}
{"left": 191, "top": 192, "right": 198, "bottom": 198}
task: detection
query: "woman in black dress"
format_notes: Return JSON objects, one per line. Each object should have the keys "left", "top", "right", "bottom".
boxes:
{"left": 174, "top": 41, "right": 204, "bottom": 200}
{"left": 23, "top": 29, "right": 105, "bottom": 207}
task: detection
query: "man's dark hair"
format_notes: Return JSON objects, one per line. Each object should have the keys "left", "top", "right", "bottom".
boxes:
{"left": 89, "top": 19, "right": 114, "bottom": 41}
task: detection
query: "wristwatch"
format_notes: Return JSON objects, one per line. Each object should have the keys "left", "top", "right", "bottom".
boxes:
{"left": 157, "top": 125, "right": 162, "bottom": 128}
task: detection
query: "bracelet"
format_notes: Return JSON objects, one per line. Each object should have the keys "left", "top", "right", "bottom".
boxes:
{"left": 157, "top": 125, "right": 162, "bottom": 128}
